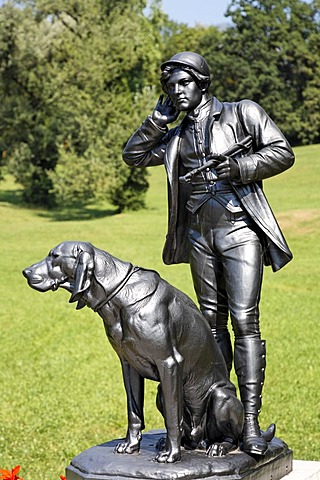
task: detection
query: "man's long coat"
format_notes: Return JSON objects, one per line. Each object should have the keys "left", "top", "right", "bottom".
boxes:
{"left": 123, "top": 97, "right": 295, "bottom": 272}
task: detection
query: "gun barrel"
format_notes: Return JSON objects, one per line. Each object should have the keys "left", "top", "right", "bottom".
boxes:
{"left": 179, "top": 135, "right": 252, "bottom": 184}
{"left": 222, "top": 135, "right": 252, "bottom": 157}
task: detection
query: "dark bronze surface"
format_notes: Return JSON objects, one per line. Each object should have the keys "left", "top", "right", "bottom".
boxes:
{"left": 23, "top": 241, "right": 244, "bottom": 464}
{"left": 123, "top": 51, "right": 295, "bottom": 457}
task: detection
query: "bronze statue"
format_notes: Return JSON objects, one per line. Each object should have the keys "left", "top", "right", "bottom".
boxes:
{"left": 123, "top": 51, "right": 295, "bottom": 456}
{"left": 23, "top": 241, "right": 245, "bottom": 463}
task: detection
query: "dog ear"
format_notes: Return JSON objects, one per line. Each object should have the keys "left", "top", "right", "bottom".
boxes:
{"left": 69, "top": 248, "right": 94, "bottom": 306}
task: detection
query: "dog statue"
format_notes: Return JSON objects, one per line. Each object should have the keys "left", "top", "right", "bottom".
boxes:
{"left": 23, "top": 241, "right": 244, "bottom": 463}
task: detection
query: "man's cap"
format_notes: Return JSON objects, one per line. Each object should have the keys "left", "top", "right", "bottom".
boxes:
{"left": 161, "top": 52, "right": 210, "bottom": 77}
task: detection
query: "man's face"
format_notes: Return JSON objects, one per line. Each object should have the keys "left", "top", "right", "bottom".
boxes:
{"left": 164, "top": 69, "right": 204, "bottom": 112}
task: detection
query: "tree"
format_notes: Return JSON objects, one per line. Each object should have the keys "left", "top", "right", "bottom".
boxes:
{"left": 0, "top": 2, "right": 61, "bottom": 204}
{"left": 0, "top": 0, "right": 162, "bottom": 209}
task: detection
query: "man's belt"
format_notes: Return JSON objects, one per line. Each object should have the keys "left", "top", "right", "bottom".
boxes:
{"left": 191, "top": 183, "right": 234, "bottom": 195}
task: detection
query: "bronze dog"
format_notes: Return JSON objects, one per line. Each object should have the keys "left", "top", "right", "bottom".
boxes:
{"left": 23, "top": 241, "right": 244, "bottom": 463}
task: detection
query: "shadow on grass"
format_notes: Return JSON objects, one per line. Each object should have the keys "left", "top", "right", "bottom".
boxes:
{"left": 38, "top": 206, "right": 118, "bottom": 221}
{"left": 0, "top": 188, "right": 118, "bottom": 221}
{"left": 0, "top": 188, "right": 24, "bottom": 206}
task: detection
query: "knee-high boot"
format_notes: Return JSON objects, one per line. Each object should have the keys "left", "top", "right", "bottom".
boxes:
{"left": 234, "top": 337, "right": 268, "bottom": 455}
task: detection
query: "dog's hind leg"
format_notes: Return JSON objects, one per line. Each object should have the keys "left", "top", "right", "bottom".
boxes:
{"left": 114, "top": 358, "right": 145, "bottom": 455}
{"left": 206, "top": 385, "right": 244, "bottom": 456}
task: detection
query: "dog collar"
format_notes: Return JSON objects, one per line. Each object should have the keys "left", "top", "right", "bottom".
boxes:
{"left": 94, "top": 265, "right": 141, "bottom": 312}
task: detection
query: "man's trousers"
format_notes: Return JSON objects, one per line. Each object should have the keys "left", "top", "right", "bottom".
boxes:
{"left": 187, "top": 197, "right": 264, "bottom": 339}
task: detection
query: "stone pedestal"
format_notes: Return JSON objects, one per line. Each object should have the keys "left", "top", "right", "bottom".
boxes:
{"left": 65, "top": 430, "right": 292, "bottom": 480}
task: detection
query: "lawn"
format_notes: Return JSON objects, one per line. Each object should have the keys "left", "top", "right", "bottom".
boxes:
{"left": 0, "top": 143, "right": 319, "bottom": 479}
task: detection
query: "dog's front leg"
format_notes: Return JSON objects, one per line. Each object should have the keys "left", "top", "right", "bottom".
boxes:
{"left": 115, "top": 358, "right": 145, "bottom": 455}
{"left": 155, "top": 348, "right": 184, "bottom": 463}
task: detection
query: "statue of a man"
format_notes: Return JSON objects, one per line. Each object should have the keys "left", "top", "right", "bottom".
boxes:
{"left": 123, "top": 51, "right": 294, "bottom": 455}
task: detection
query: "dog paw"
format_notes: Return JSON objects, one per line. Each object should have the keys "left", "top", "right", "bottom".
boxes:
{"left": 114, "top": 442, "right": 140, "bottom": 454}
{"left": 206, "top": 441, "right": 236, "bottom": 457}
{"left": 155, "top": 450, "right": 181, "bottom": 463}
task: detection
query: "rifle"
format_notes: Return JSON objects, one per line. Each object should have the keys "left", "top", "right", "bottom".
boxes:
{"left": 179, "top": 135, "right": 252, "bottom": 184}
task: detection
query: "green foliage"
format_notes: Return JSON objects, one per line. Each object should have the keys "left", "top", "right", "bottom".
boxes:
{"left": 48, "top": 142, "right": 109, "bottom": 207}
{"left": 108, "top": 164, "right": 149, "bottom": 212}
{"left": 161, "top": 21, "right": 223, "bottom": 66}
{"left": 0, "top": 143, "right": 319, "bottom": 478}
{"left": 212, "top": 0, "right": 320, "bottom": 145}
{"left": 106, "top": 87, "right": 159, "bottom": 212}
{"left": 0, "top": 0, "right": 161, "bottom": 208}
{"left": 0, "top": 3, "right": 59, "bottom": 204}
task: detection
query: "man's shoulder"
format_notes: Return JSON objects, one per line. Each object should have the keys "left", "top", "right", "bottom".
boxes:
{"left": 239, "top": 99, "right": 268, "bottom": 115}
{"left": 220, "top": 98, "right": 263, "bottom": 111}
{"left": 227, "top": 98, "right": 269, "bottom": 123}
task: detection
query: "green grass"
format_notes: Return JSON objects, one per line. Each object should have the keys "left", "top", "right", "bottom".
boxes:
{"left": 0, "top": 144, "right": 319, "bottom": 478}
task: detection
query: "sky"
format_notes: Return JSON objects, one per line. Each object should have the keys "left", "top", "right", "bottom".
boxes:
{"left": 161, "top": 0, "right": 232, "bottom": 27}
{"left": 0, "top": 0, "right": 231, "bottom": 25}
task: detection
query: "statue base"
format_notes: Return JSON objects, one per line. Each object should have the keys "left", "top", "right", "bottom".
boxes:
{"left": 66, "top": 430, "right": 292, "bottom": 480}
